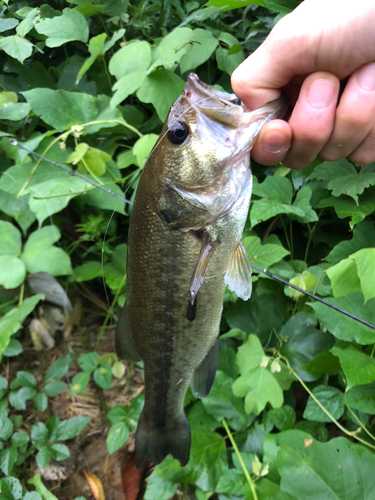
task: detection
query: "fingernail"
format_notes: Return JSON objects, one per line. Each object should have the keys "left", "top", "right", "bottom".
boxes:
{"left": 306, "top": 79, "right": 336, "bottom": 108}
{"left": 357, "top": 63, "right": 375, "bottom": 91}
{"left": 264, "top": 132, "right": 289, "bottom": 154}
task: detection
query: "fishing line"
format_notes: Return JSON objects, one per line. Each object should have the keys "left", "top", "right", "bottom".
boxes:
{"left": 250, "top": 263, "right": 375, "bottom": 330}
{"left": 9, "top": 128, "right": 375, "bottom": 332}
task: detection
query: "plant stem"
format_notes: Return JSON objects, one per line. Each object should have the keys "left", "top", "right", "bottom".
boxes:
{"left": 222, "top": 419, "right": 258, "bottom": 500}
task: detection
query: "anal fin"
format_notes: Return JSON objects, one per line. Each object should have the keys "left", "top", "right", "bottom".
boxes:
{"left": 115, "top": 304, "right": 140, "bottom": 361}
{"left": 224, "top": 241, "right": 253, "bottom": 300}
{"left": 191, "top": 335, "right": 219, "bottom": 399}
{"left": 187, "top": 232, "right": 219, "bottom": 321}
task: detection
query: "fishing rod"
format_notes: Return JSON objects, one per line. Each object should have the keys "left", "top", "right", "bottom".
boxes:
{"left": 9, "top": 139, "right": 375, "bottom": 331}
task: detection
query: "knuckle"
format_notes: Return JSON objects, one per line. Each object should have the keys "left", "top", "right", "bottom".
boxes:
{"left": 349, "top": 149, "right": 375, "bottom": 165}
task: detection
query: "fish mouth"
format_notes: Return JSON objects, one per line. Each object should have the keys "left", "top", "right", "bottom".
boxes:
{"left": 182, "top": 73, "right": 244, "bottom": 128}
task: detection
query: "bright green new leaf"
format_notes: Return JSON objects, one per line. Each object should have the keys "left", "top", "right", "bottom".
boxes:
{"left": 22, "top": 89, "right": 98, "bottom": 131}
{"left": 67, "top": 142, "right": 89, "bottom": 165}
{"left": 106, "top": 421, "right": 129, "bottom": 454}
{"left": 133, "top": 134, "right": 158, "bottom": 168}
{"left": 16, "top": 8, "right": 39, "bottom": 37}
{"left": 137, "top": 69, "right": 185, "bottom": 121}
{"left": 326, "top": 257, "right": 362, "bottom": 297}
{"left": 76, "top": 33, "right": 107, "bottom": 83}
{"left": 236, "top": 334, "right": 264, "bottom": 374}
{"left": 0, "top": 255, "right": 26, "bottom": 289}
{"left": 179, "top": 29, "right": 218, "bottom": 74}
{"left": 28, "top": 474, "right": 59, "bottom": 500}
{"left": 0, "top": 35, "right": 33, "bottom": 64}
{"left": 108, "top": 40, "right": 151, "bottom": 80}
{"left": 117, "top": 149, "right": 137, "bottom": 169}
{"left": 232, "top": 366, "right": 283, "bottom": 415}
{"left": 34, "top": 8, "right": 89, "bottom": 47}
{"left": 289, "top": 271, "right": 318, "bottom": 299}
{"left": 0, "top": 220, "right": 21, "bottom": 256}
{"left": 243, "top": 234, "right": 289, "bottom": 270}
{"left": 346, "top": 383, "right": 375, "bottom": 414}
{"left": 353, "top": 248, "right": 375, "bottom": 302}
{"left": 303, "top": 385, "right": 344, "bottom": 422}
{"left": 331, "top": 345, "right": 375, "bottom": 389}
{"left": 103, "top": 29, "right": 125, "bottom": 53}
{"left": 309, "top": 293, "right": 375, "bottom": 344}
{"left": 110, "top": 70, "right": 147, "bottom": 108}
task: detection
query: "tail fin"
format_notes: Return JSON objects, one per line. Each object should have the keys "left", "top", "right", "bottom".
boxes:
{"left": 134, "top": 410, "right": 191, "bottom": 468}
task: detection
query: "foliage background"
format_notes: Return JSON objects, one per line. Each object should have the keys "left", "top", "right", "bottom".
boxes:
{"left": 0, "top": 0, "right": 375, "bottom": 498}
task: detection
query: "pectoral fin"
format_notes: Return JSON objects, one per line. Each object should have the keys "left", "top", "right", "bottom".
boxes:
{"left": 187, "top": 232, "right": 220, "bottom": 321}
{"left": 115, "top": 304, "right": 140, "bottom": 361}
{"left": 191, "top": 335, "right": 219, "bottom": 399}
{"left": 224, "top": 241, "right": 253, "bottom": 300}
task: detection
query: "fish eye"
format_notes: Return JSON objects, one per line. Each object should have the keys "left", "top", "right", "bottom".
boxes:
{"left": 229, "top": 96, "right": 241, "bottom": 105}
{"left": 168, "top": 121, "right": 189, "bottom": 145}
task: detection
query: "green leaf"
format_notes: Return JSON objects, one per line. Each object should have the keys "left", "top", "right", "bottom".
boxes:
{"left": 0, "top": 476, "right": 23, "bottom": 499}
{"left": 289, "top": 271, "right": 318, "bottom": 300}
{"left": 31, "top": 423, "right": 49, "bottom": 447}
{"left": 10, "top": 370, "right": 37, "bottom": 389}
{"left": 78, "top": 352, "right": 99, "bottom": 372}
{"left": 215, "top": 468, "right": 246, "bottom": 495}
{"left": 106, "top": 421, "right": 129, "bottom": 454}
{"left": 353, "top": 248, "right": 375, "bottom": 302}
{"left": 346, "top": 383, "right": 375, "bottom": 414}
{"left": 71, "top": 371, "right": 91, "bottom": 395}
{"left": 73, "top": 261, "right": 102, "bottom": 282}
{"left": 51, "top": 416, "right": 90, "bottom": 441}
{"left": 325, "top": 221, "right": 375, "bottom": 264}
{"left": 108, "top": 40, "right": 151, "bottom": 80}
{"left": 206, "top": 0, "right": 265, "bottom": 11}
{"left": 22, "top": 89, "right": 98, "bottom": 132}
{"left": 303, "top": 385, "right": 344, "bottom": 422}
{"left": 132, "top": 134, "right": 158, "bottom": 168}
{"left": 232, "top": 367, "right": 283, "bottom": 415}
{"left": 9, "top": 387, "right": 36, "bottom": 410}
{"left": 16, "top": 8, "right": 39, "bottom": 37}
{"left": 11, "top": 431, "right": 29, "bottom": 447}
{"left": 103, "top": 243, "right": 127, "bottom": 290}
{"left": 0, "top": 190, "right": 36, "bottom": 233}
{"left": 0, "top": 221, "right": 21, "bottom": 256}
{"left": 144, "top": 458, "right": 179, "bottom": 500}
{"left": 243, "top": 234, "right": 289, "bottom": 270}
{"left": 179, "top": 29, "right": 218, "bottom": 74}
{"left": 137, "top": 69, "right": 185, "bottom": 121}
{"left": 50, "top": 443, "right": 70, "bottom": 461}
{"left": 45, "top": 356, "right": 71, "bottom": 382}
{"left": 331, "top": 345, "right": 375, "bottom": 389}
{"left": 0, "top": 35, "right": 33, "bottom": 64}
{"left": 0, "top": 102, "right": 30, "bottom": 121}
{"left": 309, "top": 293, "right": 375, "bottom": 344}
{"left": 201, "top": 371, "right": 248, "bottom": 431}
{"left": 186, "top": 401, "right": 220, "bottom": 432}
{"left": 268, "top": 405, "right": 295, "bottom": 431}
{"left": 3, "top": 339, "right": 23, "bottom": 357}
{"left": 34, "top": 8, "right": 89, "bottom": 47}
{"left": 0, "top": 377, "right": 8, "bottom": 399}
{"left": 76, "top": 33, "right": 107, "bottom": 83}
{"left": 110, "top": 69, "right": 147, "bottom": 107}
{"left": 21, "top": 225, "right": 72, "bottom": 276}
{"left": 0, "top": 256, "right": 26, "bottom": 289}
{"left": 216, "top": 33, "right": 244, "bottom": 75}
{"left": 264, "top": 0, "right": 299, "bottom": 14}
{"left": 34, "top": 392, "right": 48, "bottom": 412}
{"left": 326, "top": 257, "right": 362, "bottom": 298}
{"left": 28, "top": 474, "right": 58, "bottom": 500}
{"left": 0, "top": 446, "right": 17, "bottom": 476}
{"left": 24, "top": 492, "right": 42, "bottom": 500}
{"left": 36, "top": 447, "right": 52, "bottom": 469}
{"left": 0, "top": 417, "right": 13, "bottom": 441}
{"left": 236, "top": 334, "right": 264, "bottom": 374}
{"left": 44, "top": 381, "right": 67, "bottom": 397}
{"left": 273, "top": 432, "right": 375, "bottom": 499}
{"left": 0, "top": 19, "right": 19, "bottom": 32}
{"left": 93, "top": 363, "right": 112, "bottom": 389}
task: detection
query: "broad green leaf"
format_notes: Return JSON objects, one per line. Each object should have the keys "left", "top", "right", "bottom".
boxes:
{"left": 137, "top": 69, "right": 185, "bottom": 121}
{"left": 110, "top": 70, "right": 147, "bottom": 107}
{"left": 201, "top": 371, "right": 248, "bottom": 431}
{"left": 16, "top": 8, "right": 39, "bottom": 37}
{"left": 103, "top": 243, "right": 127, "bottom": 290}
{"left": 243, "top": 234, "right": 289, "bottom": 270}
{"left": 21, "top": 226, "right": 72, "bottom": 276}
{"left": 0, "top": 35, "right": 33, "bottom": 64}
{"left": 0, "top": 417, "right": 13, "bottom": 440}
{"left": 93, "top": 363, "right": 112, "bottom": 389}
{"left": 216, "top": 32, "right": 244, "bottom": 75}
{"left": 236, "top": 334, "right": 264, "bottom": 374}
{"left": 50, "top": 443, "right": 70, "bottom": 461}
{"left": 179, "top": 29, "right": 218, "bottom": 74}
{"left": 148, "top": 28, "right": 193, "bottom": 73}
{"left": 328, "top": 172, "right": 375, "bottom": 203}
{"left": 346, "top": 383, "right": 375, "bottom": 414}
{"left": 73, "top": 261, "right": 102, "bottom": 282}
{"left": 206, "top": 0, "right": 265, "bottom": 10}
{"left": 186, "top": 401, "right": 220, "bottom": 432}
{"left": 108, "top": 40, "right": 151, "bottom": 80}
{"left": 303, "top": 385, "right": 345, "bottom": 422}
{"left": 8, "top": 386, "right": 36, "bottom": 410}
{"left": 326, "top": 258, "right": 362, "bottom": 298}
{"left": 0, "top": 190, "right": 36, "bottom": 233}
{"left": 106, "top": 421, "right": 129, "bottom": 454}
{"left": 71, "top": 371, "right": 91, "bottom": 394}
{"left": 0, "top": 102, "right": 30, "bottom": 121}
{"left": 0, "top": 221, "right": 21, "bottom": 256}
{"left": 232, "top": 367, "right": 283, "bottom": 415}
{"left": 34, "top": 392, "right": 48, "bottom": 412}
{"left": 22, "top": 89, "right": 98, "bottom": 131}
{"left": 51, "top": 416, "right": 90, "bottom": 441}
{"left": 273, "top": 432, "right": 375, "bottom": 499}
{"left": 0, "top": 256, "right": 26, "bottom": 289}
{"left": 325, "top": 221, "right": 375, "bottom": 264}
{"left": 0, "top": 447, "right": 17, "bottom": 476}
{"left": 78, "top": 352, "right": 99, "bottom": 372}
{"left": 11, "top": 431, "right": 29, "bottom": 448}
{"left": 103, "top": 29, "right": 125, "bottom": 53}
{"left": 0, "top": 294, "right": 44, "bottom": 356}
{"left": 45, "top": 356, "right": 71, "bottom": 382}
{"left": 31, "top": 423, "right": 49, "bottom": 447}
{"left": 34, "top": 8, "right": 89, "bottom": 47}
{"left": 24, "top": 492, "right": 42, "bottom": 500}
{"left": 76, "top": 33, "right": 107, "bottom": 83}
{"left": 289, "top": 186, "right": 318, "bottom": 223}
{"left": 81, "top": 181, "right": 126, "bottom": 214}
{"left": 36, "top": 447, "right": 52, "bottom": 469}
{"left": 28, "top": 474, "right": 58, "bottom": 500}
{"left": 268, "top": 405, "right": 295, "bottom": 431}
{"left": 10, "top": 370, "right": 37, "bottom": 389}
{"left": 144, "top": 458, "right": 179, "bottom": 500}
{"left": 132, "top": 134, "right": 158, "bottom": 168}
{"left": 44, "top": 382, "right": 67, "bottom": 397}
{"left": 0, "top": 19, "right": 19, "bottom": 32}
{"left": 309, "top": 293, "right": 375, "bottom": 344}
{"left": 117, "top": 149, "right": 137, "bottom": 169}
{"left": 300, "top": 351, "right": 340, "bottom": 378}
{"left": 0, "top": 377, "right": 8, "bottom": 399}
{"left": 331, "top": 345, "right": 375, "bottom": 389}
{"left": 354, "top": 248, "right": 375, "bottom": 302}
{"left": 215, "top": 468, "right": 246, "bottom": 495}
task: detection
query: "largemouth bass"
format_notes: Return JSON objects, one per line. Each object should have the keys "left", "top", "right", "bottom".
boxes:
{"left": 116, "top": 74, "right": 287, "bottom": 468}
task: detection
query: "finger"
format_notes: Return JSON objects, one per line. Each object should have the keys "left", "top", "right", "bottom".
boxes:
{"left": 251, "top": 120, "right": 292, "bottom": 166}
{"left": 282, "top": 72, "right": 340, "bottom": 169}
{"left": 350, "top": 127, "right": 375, "bottom": 165}
{"left": 320, "top": 62, "right": 375, "bottom": 161}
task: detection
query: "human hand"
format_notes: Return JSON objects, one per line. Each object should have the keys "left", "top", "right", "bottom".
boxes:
{"left": 231, "top": 0, "right": 375, "bottom": 169}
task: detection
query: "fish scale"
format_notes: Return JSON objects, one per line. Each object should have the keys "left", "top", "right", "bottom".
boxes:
{"left": 115, "top": 73, "right": 288, "bottom": 467}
